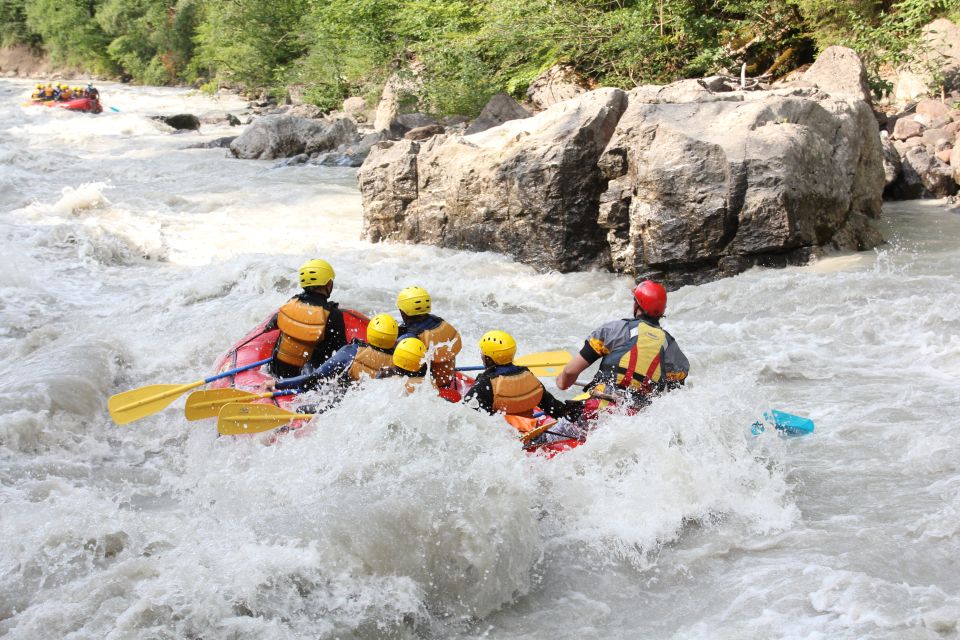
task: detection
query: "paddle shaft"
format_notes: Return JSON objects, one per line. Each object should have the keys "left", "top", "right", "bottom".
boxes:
{"left": 112, "top": 358, "right": 272, "bottom": 414}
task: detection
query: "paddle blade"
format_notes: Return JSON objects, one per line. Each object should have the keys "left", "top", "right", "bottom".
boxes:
{"left": 217, "top": 403, "right": 310, "bottom": 436}
{"left": 108, "top": 382, "right": 198, "bottom": 425}
{"left": 184, "top": 389, "right": 261, "bottom": 421}
{"left": 515, "top": 350, "right": 571, "bottom": 369}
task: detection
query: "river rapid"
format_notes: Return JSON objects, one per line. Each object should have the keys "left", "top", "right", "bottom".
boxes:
{"left": 1, "top": 79, "right": 958, "bottom": 640}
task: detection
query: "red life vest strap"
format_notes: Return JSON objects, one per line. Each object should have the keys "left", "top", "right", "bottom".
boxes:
{"left": 620, "top": 345, "right": 662, "bottom": 393}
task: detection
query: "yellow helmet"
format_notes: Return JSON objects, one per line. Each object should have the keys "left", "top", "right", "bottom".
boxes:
{"left": 479, "top": 330, "right": 517, "bottom": 365}
{"left": 366, "top": 313, "right": 399, "bottom": 350}
{"left": 396, "top": 286, "right": 431, "bottom": 316}
{"left": 298, "top": 259, "right": 335, "bottom": 288}
{"left": 36, "top": 83, "right": 43, "bottom": 89}
{"left": 393, "top": 337, "right": 427, "bottom": 372}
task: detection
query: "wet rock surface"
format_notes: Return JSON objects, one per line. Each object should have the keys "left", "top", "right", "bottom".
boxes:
{"left": 361, "top": 76, "right": 886, "bottom": 287}
{"left": 229, "top": 115, "right": 359, "bottom": 160}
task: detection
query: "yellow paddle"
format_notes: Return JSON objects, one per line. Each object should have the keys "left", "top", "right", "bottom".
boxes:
{"left": 108, "top": 358, "right": 272, "bottom": 425}
{"left": 217, "top": 403, "right": 314, "bottom": 436}
{"left": 184, "top": 388, "right": 296, "bottom": 421}
{"left": 457, "top": 350, "right": 571, "bottom": 377}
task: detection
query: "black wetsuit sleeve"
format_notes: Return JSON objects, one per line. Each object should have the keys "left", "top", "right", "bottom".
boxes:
{"left": 463, "top": 375, "right": 496, "bottom": 415}
{"left": 539, "top": 388, "right": 584, "bottom": 421}
{"left": 309, "top": 309, "right": 347, "bottom": 367}
{"left": 579, "top": 339, "right": 602, "bottom": 364}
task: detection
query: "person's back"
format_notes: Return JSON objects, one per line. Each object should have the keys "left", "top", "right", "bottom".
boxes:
{"left": 275, "top": 314, "right": 398, "bottom": 392}
{"left": 269, "top": 259, "right": 348, "bottom": 379}
{"left": 395, "top": 286, "right": 462, "bottom": 389}
{"left": 465, "top": 331, "right": 581, "bottom": 421}
{"left": 556, "top": 280, "right": 688, "bottom": 405}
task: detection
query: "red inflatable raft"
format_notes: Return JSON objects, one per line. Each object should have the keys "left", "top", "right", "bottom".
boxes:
{"left": 210, "top": 311, "right": 583, "bottom": 454}
{"left": 31, "top": 98, "right": 102, "bottom": 114}
{"left": 209, "top": 309, "right": 369, "bottom": 402}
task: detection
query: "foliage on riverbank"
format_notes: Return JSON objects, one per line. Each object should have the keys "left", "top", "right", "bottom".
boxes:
{"left": 2, "top": 0, "right": 958, "bottom": 114}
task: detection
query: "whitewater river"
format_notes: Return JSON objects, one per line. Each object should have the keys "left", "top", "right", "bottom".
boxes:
{"left": 1, "top": 79, "right": 958, "bottom": 639}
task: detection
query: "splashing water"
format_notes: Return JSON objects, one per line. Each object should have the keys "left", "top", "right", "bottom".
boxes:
{"left": 1, "top": 78, "right": 959, "bottom": 639}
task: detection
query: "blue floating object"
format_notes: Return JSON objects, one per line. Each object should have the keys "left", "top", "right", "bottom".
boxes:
{"left": 765, "top": 409, "right": 815, "bottom": 436}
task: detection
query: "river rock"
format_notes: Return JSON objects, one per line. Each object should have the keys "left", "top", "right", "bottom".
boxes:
{"left": 230, "top": 115, "right": 358, "bottom": 160}
{"left": 881, "top": 134, "right": 902, "bottom": 187}
{"left": 923, "top": 127, "right": 953, "bottom": 151}
{"left": 404, "top": 124, "right": 445, "bottom": 141}
{"left": 184, "top": 136, "right": 237, "bottom": 149}
{"left": 597, "top": 91, "right": 884, "bottom": 285}
{"left": 464, "top": 93, "right": 530, "bottom": 135}
{"left": 889, "top": 19, "right": 960, "bottom": 103}
{"left": 313, "top": 130, "right": 389, "bottom": 167}
{"left": 892, "top": 117, "right": 925, "bottom": 140}
{"left": 361, "top": 88, "right": 629, "bottom": 270}
{"left": 916, "top": 98, "right": 951, "bottom": 121}
{"left": 161, "top": 114, "right": 201, "bottom": 131}
{"left": 342, "top": 96, "right": 368, "bottom": 121}
{"left": 361, "top": 62, "right": 887, "bottom": 285}
{"left": 526, "top": 64, "right": 592, "bottom": 111}
{"left": 199, "top": 111, "right": 240, "bottom": 127}
{"left": 389, "top": 113, "right": 438, "bottom": 138}
{"left": 374, "top": 63, "right": 424, "bottom": 131}
{"left": 890, "top": 146, "right": 957, "bottom": 198}
{"left": 802, "top": 45, "right": 872, "bottom": 103}
{"left": 952, "top": 144, "right": 960, "bottom": 184}
{"left": 936, "top": 148, "right": 953, "bottom": 163}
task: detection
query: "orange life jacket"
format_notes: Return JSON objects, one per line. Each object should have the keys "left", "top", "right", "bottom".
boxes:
{"left": 420, "top": 320, "right": 462, "bottom": 364}
{"left": 348, "top": 344, "right": 394, "bottom": 381}
{"left": 275, "top": 299, "right": 330, "bottom": 368}
{"left": 491, "top": 369, "right": 544, "bottom": 417}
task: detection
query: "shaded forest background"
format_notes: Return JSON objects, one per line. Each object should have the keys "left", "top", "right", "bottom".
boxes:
{"left": 2, "top": 0, "right": 958, "bottom": 114}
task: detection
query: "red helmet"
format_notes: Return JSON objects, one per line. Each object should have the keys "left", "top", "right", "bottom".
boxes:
{"left": 632, "top": 280, "right": 667, "bottom": 318}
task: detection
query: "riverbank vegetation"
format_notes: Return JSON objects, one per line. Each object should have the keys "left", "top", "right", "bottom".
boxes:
{"left": 2, "top": 0, "right": 958, "bottom": 114}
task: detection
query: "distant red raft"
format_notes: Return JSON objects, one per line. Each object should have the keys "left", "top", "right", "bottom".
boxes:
{"left": 31, "top": 98, "right": 102, "bottom": 114}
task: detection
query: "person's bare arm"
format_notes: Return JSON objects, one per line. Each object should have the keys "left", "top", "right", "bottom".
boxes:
{"left": 556, "top": 354, "right": 591, "bottom": 390}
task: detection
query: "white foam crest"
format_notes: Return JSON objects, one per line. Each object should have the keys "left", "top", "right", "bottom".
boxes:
{"left": 0, "top": 336, "right": 118, "bottom": 420}
{"left": 51, "top": 181, "right": 111, "bottom": 215}
{"left": 169, "top": 382, "right": 540, "bottom": 626}
{"left": 529, "top": 384, "right": 798, "bottom": 569}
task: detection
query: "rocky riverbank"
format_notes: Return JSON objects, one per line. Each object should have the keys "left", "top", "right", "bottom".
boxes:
{"left": 357, "top": 49, "right": 887, "bottom": 287}
{"left": 350, "top": 21, "right": 960, "bottom": 287}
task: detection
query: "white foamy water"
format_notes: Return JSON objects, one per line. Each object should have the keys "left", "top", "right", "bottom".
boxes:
{"left": 1, "top": 78, "right": 958, "bottom": 639}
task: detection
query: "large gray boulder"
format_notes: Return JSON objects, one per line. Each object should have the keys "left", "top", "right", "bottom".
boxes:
{"left": 230, "top": 115, "right": 359, "bottom": 160}
{"left": 360, "top": 77, "right": 886, "bottom": 286}
{"left": 526, "top": 64, "right": 592, "bottom": 111}
{"left": 361, "top": 88, "right": 629, "bottom": 271}
{"left": 464, "top": 93, "right": 531, "bottom": 135}
{"left": 802, "top": 45, "right": 872, "bottom": 103}
{"left": 597, "top": 91, "right": 884, "bottom": 285}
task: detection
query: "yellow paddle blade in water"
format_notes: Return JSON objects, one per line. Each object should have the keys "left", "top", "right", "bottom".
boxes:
{"left": 217, "top": 403, "right": 314, "bottom": 436}
{"left": 572, "top": 382, "right": 606, "bottom": 402}
{"left": 515, "top": 350, "right": 571, "bottom": 377}
{"left": 108, "top": 381, "right": 203, "bottom": 425}
{"left": 184, "top": 388, "right": 264, "bottom": 421}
